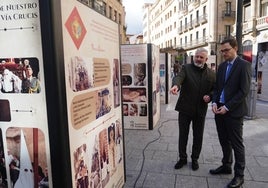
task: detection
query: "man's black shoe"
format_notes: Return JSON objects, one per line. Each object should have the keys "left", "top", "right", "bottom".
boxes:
{"left": 227, "top": 176, "right": 244, "bottom": 188}
{"left": 192, "top": 160, "right": 199, "bottom": 171}
{"left": 174, "top": 159, "right": 187, "bottom": 169}
{"left": 209, "top": 165, "right": 232, "bottom": 175}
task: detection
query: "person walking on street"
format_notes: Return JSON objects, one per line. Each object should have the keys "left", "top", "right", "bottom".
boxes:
{"left": 209, "top": 37, "right": 251, "bottom": 188}
{"left": 170, "top": 47, "right": 216, "bottom": 171}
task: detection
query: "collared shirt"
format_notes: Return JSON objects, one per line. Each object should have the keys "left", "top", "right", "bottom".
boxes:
{"left": 218, "top": 57, "right": 237, "bottom": 110}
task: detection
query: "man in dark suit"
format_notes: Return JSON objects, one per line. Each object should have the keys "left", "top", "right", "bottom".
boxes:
{"left": 209, "top": 38, "right": 251, "bottom": 188}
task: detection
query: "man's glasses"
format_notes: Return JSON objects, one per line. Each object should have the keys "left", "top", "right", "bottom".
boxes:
{"left": 220, "top": 48, "right": 232, "bottom": 53}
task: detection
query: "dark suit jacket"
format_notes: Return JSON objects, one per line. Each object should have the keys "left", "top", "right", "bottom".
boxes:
{"left": 173, "top": 63, "right": 216, "bottom": 117}
{"left": 212, "top": 56, "right": 251, "bottom": 117}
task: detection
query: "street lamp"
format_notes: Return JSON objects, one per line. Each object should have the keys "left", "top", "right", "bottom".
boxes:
{"left": 235, "top": 0, "right": 257, "bottom": 119}
{"left": 236, "top": 0, "right": 243, "bottom": 56}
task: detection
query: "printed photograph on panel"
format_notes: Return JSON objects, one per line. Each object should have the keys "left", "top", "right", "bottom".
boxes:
{"left": 122, "top": 88, "right": 146, "bottom": 103}
{"left": 5, "top": 127, "right": 48, "bottom": 188}
{"left": 73, "top": 144, "right": 90, "bottom": 188}
{"left": 72, "top": 119, "right": 124, "bottom": 188}
{"left": 113, "top": 59, "right": 120, "bottom": 108}
{"left": 139, "top": 104, "right": 147, "bottom": 116}
{"left": 0, "top": 58, "right": 41, "bottom": 94}
{"left": 129, "top": 104, "right": 138, "bottom": 116}
{"left": 122, "top": 104, "right": 128, "bottom": 116}
{"left": 99, "top": 128, "right": 109, "bottom": 187}
{"left": 115, "top": 120, "right": 123, "bottom": 165}
{"left": 0, "top": 129, "right": 7, "bottom": 188}
{"left": 133, "top": 63, "right": 146, "bottom": 86}
{"left": 108, "top": 124, "right": 116, "bottom": 176}
{"left": 122, "top": 75, "right": 132, "bottom": 86}
{"left": 69, "top": 56, "right": 94, "bottom": 92}
{"left": 73, "top": 137, "right": 105, "bottom": 188}
{"left": 96, "top": 88, "right": 112, "bottom": 119}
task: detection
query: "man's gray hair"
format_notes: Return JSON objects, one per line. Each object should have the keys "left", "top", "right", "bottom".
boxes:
{"left": 195, "top": 47, "right": 208, "bottom": 55}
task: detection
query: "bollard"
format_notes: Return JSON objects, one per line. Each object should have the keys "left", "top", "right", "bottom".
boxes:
{"left": 245, "top": 79, "right": 257, "bottom": 119}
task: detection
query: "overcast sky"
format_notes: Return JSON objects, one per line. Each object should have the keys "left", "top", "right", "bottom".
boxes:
{"left": 123, "top": 0, "right": 155, "bottom": 34}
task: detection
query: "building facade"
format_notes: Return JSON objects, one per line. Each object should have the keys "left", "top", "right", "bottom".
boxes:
{"left": 78, "top": 0, "right": 127, "bottom": 43}
{"left": 241, "top": 0, "right": 268, "bottom": 101}
{"left": 143, "top": 0, "right": 268, "bottom": 101}
{"left": 126, "top": 34, "right": 144, "bottom": 44}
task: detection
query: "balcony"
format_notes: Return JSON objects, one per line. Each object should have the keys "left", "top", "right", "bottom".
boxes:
{"left": 188, "top": 0, "right": 200, "bottom": 11}
{"left": 178, "top": 27, "right": 183, "bottom": 34}
{"left": 78, "top": 0, "right": 90, "bottom": 6}
{"left": 256, "top": 16, "right": 268, "bottom": 31}
{"left": 180, "top": 37, "right": 207, "bottom": 50}
{"left": 200, "top": 14, "right": 207, "bottom": 24}
{"left": 182, "top": 24, "right": 187, "bottom": 32}
{"left": 160, "top": 46, "right": 177, "bottom": 53}
{"left": 222, "top": 10, "right": 236, "bottom": 19}
{"left": 217, "top": 34, "right": 234, "bottom": 43}
{"left": 193, "top": 18, "right": 200, "bottom": 26}
{"left": 181, "top": 6, "right": 188, "bottom": 15}
{"left": 187, "top": 22, "right": 193, "bottom": 30}
{"left": 93, "top": 1, "right": 105, "bottom": 15}
{"left": 242, "top": 20, "right": 254, "bottom": 34}
{"left": 77, "top": 0, "right": 106, "bottom": 15}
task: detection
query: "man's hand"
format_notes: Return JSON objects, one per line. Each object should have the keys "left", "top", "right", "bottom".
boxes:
{"left": 170, "top": 85, "right": 179, "bottom": 95}
{"left": 212, "top": 103, "right": 218, "bottom": 114}
{"left": 212, "top": 104, "right": 227, "bottom": 114}
{"left": 215, "top": 106, "right": 227, "bottom": 114}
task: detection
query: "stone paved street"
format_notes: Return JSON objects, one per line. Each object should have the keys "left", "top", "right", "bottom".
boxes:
{"left": 123, "top": 95, "right": 268, "bottom": 188}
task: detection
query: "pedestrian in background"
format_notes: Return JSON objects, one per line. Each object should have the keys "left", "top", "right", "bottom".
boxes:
{"left": 170, "top": 47, "right": 216, "bottom": 170}
{"left": 209, "top": 37, "right": 251, "bottom": 188}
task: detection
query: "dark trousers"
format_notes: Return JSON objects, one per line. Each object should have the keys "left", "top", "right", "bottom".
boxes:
{"left": 215, "top": 114, "right": 245, "bottom": 176}
{"left": 178, "top": 112, "right": 205, "bottom": 161}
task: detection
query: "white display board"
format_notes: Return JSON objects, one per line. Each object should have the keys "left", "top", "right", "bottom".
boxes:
{"left": 121, "top": 44, "right": 160, "bottom": 130}
{"left": 61, "top": 1, "right": 124, "bottom": 187}
{"left": 0, "top": 0, "right": 52, "bottom": 187}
